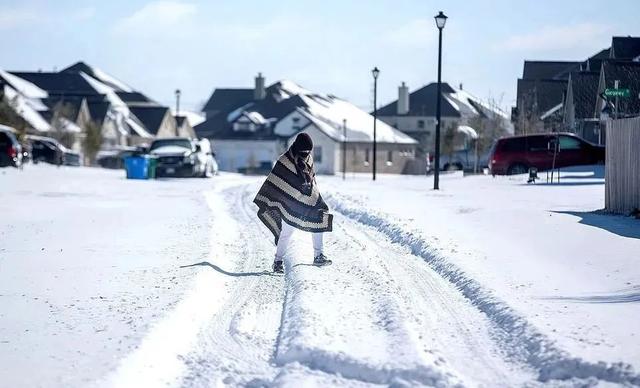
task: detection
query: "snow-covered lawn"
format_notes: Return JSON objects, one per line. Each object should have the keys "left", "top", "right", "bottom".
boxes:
{"left": 1, "top": 164, "right": 638, "bottom": 387}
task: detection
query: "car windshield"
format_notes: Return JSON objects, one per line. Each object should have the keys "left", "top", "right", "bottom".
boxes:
{"left": 150, "top": 139, "right": 192, "bottom": 151}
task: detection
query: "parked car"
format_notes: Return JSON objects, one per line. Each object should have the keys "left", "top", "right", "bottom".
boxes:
{"left": 0, "top": 127, "right": 23, "bottom": 168}
{"left": 27, "top": 135, "right": 81, "bottom": 166}
{"left": 97, "top": 147, "right": 144, "bottom": 169}
{"left": 488, "top": 133, "right": 605, "bottom": 175}
{"left": 439, "top": 149, "right": 490, "bottom": 172}
{"left": 149, "top": 137, "right": 217, "bottom": 178}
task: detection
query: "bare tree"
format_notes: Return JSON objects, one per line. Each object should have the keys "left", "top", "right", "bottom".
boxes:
{"left": 0, "top": 95, "right": 28, "bottom": 142}
{"left": 50, "top": 101, "right": 77, "bottom": 149}
{"left": 82, "top": 120, "right": 103, "bottom": 165}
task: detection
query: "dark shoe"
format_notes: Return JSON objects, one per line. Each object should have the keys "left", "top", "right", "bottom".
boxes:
{"left": 272, "top": 260, "right": 284, "bottom": 273}
{"left": 313, "top": 253, "right": 332, "bottom": 267}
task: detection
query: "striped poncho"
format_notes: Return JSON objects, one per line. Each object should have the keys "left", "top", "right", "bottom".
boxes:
{"left": 254, "top": 151, "right": 333, "bottom": 244}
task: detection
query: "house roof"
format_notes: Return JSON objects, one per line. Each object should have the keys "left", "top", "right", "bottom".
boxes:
{"left": 522, "top": 61, "right": 581, "bottom": 80}
{"left": 517, "top": 78, "right": 567, "bottom": 115}
{"left": 196, "top": 79, "right": 416, "bottom": 144}
{"left": 601, "top": 60, "right": 640, "bottom": 116}
{"left": 611, "top": 37, "right": 640, "bottom": 60}
{"left": 115, "top": 91, "right": 157, "bottom": 105}
{"left": 9, "top": 72, "right": 100, "bottom": 96}
{"left": 129, "top": 106, "right": 171, "bottom": 135}
{"left": 61, "top": 61, "right": 133, "bottom": 92}
{"left": 175, "top": 116, "right": 187, "bottom": 127}
{"left": 202, "top": 88, "right": 254, "bottom": 115}
{"left": 568, "top": 71, "right": 599, "bottom": 119}
{"left": 87, "top": 101, "right": 110, "bottom": 124}
{"left": 377, "top": 82, "right": 461, "bottom": 117}
{"left": 582, "top": 48, "right": 611, "bottom": 72}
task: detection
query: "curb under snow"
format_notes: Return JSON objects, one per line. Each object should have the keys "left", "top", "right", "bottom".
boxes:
{"left": 325, "top": 192, "right": 640, "bottom": 386}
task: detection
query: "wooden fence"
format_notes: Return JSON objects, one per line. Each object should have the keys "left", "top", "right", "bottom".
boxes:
{"left": 605, "top": 116, "right": 640, "bottom": 214}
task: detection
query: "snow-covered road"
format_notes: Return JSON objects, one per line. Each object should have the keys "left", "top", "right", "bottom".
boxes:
{"left": 2, "top": 165, "right": 638, "bottom": 387}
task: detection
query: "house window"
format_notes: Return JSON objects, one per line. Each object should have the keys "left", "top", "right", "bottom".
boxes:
{"left": 364, "top": 148, "right": 370, "bottom": 165}
{"left": 387, "top": 150, "right": 393, "bottom": 165}
{"left": 292, "top": 116, "right": 301, "bottom": 131}
{"left": 314, "top": 146, "right": 323, "bottom": 163}
{"left": 417, "top": 120, "right": 425, "bottom": 129}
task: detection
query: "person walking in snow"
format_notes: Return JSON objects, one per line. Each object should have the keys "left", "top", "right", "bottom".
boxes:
{"left": 254, "top": 133, "right": 333, "bottom": 273}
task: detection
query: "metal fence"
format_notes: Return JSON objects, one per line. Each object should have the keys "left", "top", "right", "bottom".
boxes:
{"left": 605, "top": 116, "right": 640, "bottom": 214}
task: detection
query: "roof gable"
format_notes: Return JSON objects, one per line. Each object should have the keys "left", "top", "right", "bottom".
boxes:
{"left": 9, "top": 72, "right": 100, "bottom": 96}
{"left": 377, "top": 82, "right": 460, "bottom": 117}
{"left": 130, "top": 106, "right": 171, "bottom": 135}
{"left": 568, "top": 71, "right": 599, "bottom": 119}
{"left": 202, "top": 88, "right": 253, "bottom": 115}
{"left": 611, "top": 36, "right": 640, "bottom": 60}
{"left": 522, "top": 61, "right": 581, "bottom": 80}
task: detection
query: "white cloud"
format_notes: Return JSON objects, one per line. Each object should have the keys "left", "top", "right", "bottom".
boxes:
{"left": 0, "top": 6, "right": 95, "bottom": 30}
{"left": 497, "top": 23, "right": 611, "bottom": 52}
{"left": 383, "top": 19, "right": 435, "bottom": 48}
{"left": 0, "top": 9, "right": 39, "bottom": 30}
{"left": 112, "top": 1, "right": 197, "bottom": 35}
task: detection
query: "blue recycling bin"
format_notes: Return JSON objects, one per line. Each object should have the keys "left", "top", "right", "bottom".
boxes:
{"left": 124, "top": 156, "right": 151, "bottom": 179}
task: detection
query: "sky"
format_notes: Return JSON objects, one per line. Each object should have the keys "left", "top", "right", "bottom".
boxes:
{"left": 1, "top": 0, "right": 639, "bottom": 113}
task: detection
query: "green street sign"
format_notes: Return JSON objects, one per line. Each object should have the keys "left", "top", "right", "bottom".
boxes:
{"left": 604, "top": 88, "right": 631, "bottom": 98}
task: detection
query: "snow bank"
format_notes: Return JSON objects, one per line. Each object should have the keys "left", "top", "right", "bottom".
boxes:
{"left": 274, "top": 231, "right": 462, "bottom": 386}
{"left": 324, "top": 192, "right": 640, "bottom": 385}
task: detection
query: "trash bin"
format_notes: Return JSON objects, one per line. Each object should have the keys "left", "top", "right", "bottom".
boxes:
{"left": 147, "top": 156, "right": 157, "bottom": 179}
{"left": 124, "top": 156, "right": 150, "bottom": 179}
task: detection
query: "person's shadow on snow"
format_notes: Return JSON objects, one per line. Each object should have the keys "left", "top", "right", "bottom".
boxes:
{"left": 180, "top": 261, "right": 275, "bottom": 277}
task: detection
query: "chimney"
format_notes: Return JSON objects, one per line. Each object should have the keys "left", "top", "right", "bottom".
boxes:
{"left": 397, "top": 82, "right": 409, "bottom": 115}
{"left": 254, "top": 72, "right": 266, "bottom": 100}
{"left": 459, "top": 83, "right": 463, "bottom": 90}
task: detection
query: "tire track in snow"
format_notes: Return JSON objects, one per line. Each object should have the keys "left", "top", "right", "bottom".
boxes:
{"left": 176, "top": 183, "right": 285, "bottom": 387}
{"left": 272, "top": 215, "right": 465, "bottom": 386}
{"left": 326, "top": 192, "right": 640, "bottom": 386}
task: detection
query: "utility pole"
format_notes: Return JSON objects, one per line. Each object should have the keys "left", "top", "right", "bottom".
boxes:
{"left": 343, "top": 119, "right": 347, "bottom": 180}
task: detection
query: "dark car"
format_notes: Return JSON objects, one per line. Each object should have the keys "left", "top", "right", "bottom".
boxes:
{"left": 27, "top": 135, "right": 81, "bottom": 166}
{"left": 0, "top": 128, "right": 23, "bottom": 168}
{"left": 149, "top": 137, "right": 217, "bottom": 178}
{"left": 97, "top": 147, "right": 143, "bottom": 169}
{"left": 489, "top": 133, "right": 605, "bottom": 175}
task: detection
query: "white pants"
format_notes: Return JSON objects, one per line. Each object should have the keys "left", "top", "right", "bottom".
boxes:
{"left": 275, "top": 222, "right": 323, "bottom": 261}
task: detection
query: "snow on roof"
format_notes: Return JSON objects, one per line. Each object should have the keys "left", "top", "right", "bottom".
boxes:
{"left": 243, "top": 111, "right": 267, "bottom": 125}
{"left": 2, "top": 85, "right": 50, "bottom": 132}
{"left": 0, "top": 70, "right": 49, "bottom": 99}
{"left": 298, "top": 95, "right": 417, "bottom": 144}
{"left": 226, "top": 103, "right": 254, "bottom": 122}
{"left": 58, "top": 118, "right": 82, "bottom": 133}
{"left": 457, "top": 125, "right": 478, "bottom": 139}
{"left": 125, "top": 116, "right": 152, "bottom": 138}
{"left": 172, "top": 109, "right": 205, "bottom": 127}
{"left": 90, "top": 66, "right": 133, "bottom": 92}
{"left": 80, "top": 72, "right": 129, "bottom": 112}
{"left": 449, "top": 88, "right": 509, "bottom": 120}
{"left": 540, "top": 102, "right": 563, "bottom": 120}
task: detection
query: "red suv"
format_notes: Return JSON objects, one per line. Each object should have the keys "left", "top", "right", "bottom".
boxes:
{"left": 489, "top": 133, "right": 605, "bottom": 175}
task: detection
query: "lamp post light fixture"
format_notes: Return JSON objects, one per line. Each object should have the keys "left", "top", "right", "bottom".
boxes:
{"left": 372, "top": 66, "right": 380, "bottom": 181}
{"left": 433, "top": 11, "right": 447, "bottom": 190}
{"left": 175, "top": 89, "right": 181, "bottom": 115}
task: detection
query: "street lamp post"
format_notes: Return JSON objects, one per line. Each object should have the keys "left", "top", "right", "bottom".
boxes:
{"left": 343, "top": 119, "right": 347, "bottom": 180}
{"left": 372, "top": 67, "right": 380, "bottom": 181}
{"left": 433, "top": 11, "right": 447, "bottom": 190}
{"left": 175, "top": 89, "right": 181, "bottom": 115}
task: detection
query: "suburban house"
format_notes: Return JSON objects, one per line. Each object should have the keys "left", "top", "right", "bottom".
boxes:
{"left": 376, "top": 81, "right": 511, "bottom": 159}
{"left": 196, "top": 74, "right": 417, "bottom": 174}
{"left": 563, "top": 71, "right": 601, "bottom": 143}
{"left": 513, "top": 36, "right": 640, "bottom": 140}
{"left": 0, "top": 61, "right": 188, "bottom": 160}
{"left": 595, "top": 60, "right": 640, "bottom": 121}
